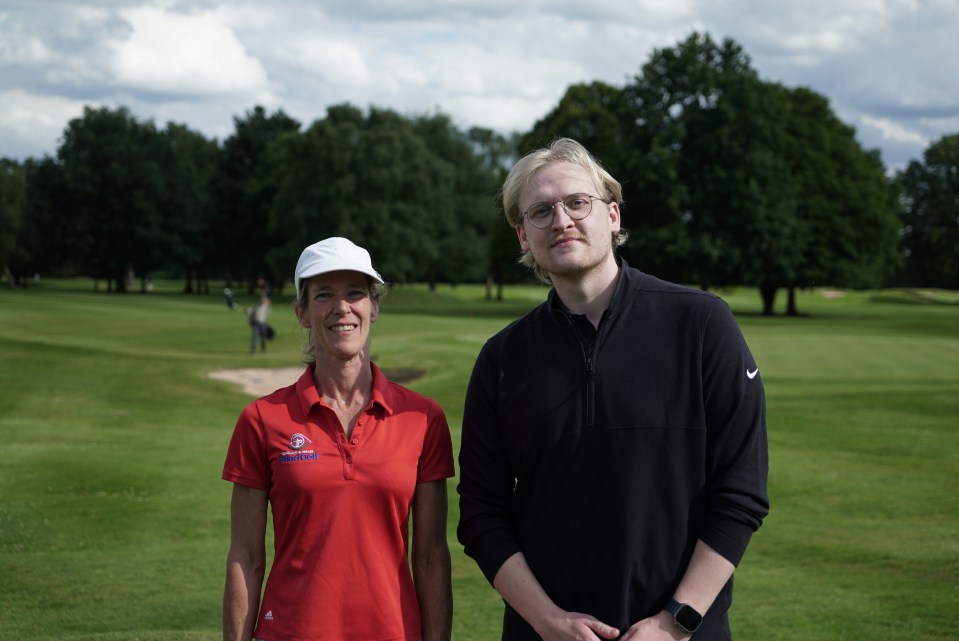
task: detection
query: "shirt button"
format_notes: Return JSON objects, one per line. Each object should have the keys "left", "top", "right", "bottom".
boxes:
{"left": 351, "top": 439, "right": 358, "bottom": 445}
{"left": 345, "top": 456, "right": 353, "bottom": 463}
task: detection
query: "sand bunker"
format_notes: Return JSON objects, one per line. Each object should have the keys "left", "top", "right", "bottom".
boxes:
{"left": 209, "top": 366, "right": 425, "bottom": 397}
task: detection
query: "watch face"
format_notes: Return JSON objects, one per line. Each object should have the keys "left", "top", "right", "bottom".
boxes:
{"left": 675, "top": 604, "right": 702, "bottom": 632}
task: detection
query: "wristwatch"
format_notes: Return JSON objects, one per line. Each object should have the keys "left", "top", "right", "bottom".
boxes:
{"left": 664, "top": 598, "right": 703, "bottom": 634}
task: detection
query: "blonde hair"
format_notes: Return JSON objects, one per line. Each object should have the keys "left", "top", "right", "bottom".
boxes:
{"left": 501, "top": 138, "right": 628, "bottom": 283}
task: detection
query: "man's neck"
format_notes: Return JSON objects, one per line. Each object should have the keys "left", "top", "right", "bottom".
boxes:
{"left": 552, "top": 258, "right": 620, "bottom": 328}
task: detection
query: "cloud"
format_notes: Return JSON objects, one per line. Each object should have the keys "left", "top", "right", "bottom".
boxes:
{"left": 0, "top": 90, "right": 85, "bottom": 159}
{"left": 860, "top": 115, "right": 929, "bottom": 146}
{"left": 0, "top": 0, "right": 956, "bottom": 170}
{"left": 108, "top": 4, "right": 270, "bottom": 96}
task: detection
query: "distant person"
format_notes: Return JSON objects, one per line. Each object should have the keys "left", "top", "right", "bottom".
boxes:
{"left": 224, "top": 287, "right": 237, "bottom": 310}
{"left": 223, "top": 236, "right": 454, "bottom": 641}
{"left": 457, "top": 138, "right": 769, "bottom": 640}
{"left": 246, "top": 293, "right": 271, "bottom": 354}
{"left": 257, "top": 276, "right": 273, "bottom": 298}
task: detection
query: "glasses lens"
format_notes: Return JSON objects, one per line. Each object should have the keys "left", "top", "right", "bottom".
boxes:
{"left": 525, "top": 203, "right": 555, "bottom": 228}
{"left": 563, "top": 194, "right": 593, "bottom": 219}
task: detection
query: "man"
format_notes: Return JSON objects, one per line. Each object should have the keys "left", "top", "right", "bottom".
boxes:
{"left": 457, "top": 138, "right": 769, "bottom": 641}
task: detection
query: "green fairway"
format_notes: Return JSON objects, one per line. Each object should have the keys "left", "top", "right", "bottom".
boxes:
{"left": 0, "top": 280, "right": 956, "bottom": 640}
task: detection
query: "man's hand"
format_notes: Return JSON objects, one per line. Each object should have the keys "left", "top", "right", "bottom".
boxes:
{"left": 534, "top": 610, "right": 620, "bottom": 641}
{"left": 619, "top": 610, "right": 690, "bottom": 641}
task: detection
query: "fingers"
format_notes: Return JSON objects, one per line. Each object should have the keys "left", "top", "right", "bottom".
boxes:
{"left": 584, "top": 619, "right": 621, "bottom": 640}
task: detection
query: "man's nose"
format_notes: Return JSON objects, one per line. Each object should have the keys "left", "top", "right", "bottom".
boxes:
{"left": 551, "top": 201, "right": 573, "bottom": 228}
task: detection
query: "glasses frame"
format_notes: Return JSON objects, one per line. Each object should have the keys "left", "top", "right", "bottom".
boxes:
{"left": 521, "top": 193, "right": 606, "bottom": 229}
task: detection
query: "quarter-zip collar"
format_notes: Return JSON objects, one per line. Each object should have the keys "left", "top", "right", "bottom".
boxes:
{"left": 546, "top": 258, "right": 633, "bottom": 427}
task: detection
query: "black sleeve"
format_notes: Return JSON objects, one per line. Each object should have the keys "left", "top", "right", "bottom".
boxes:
{"left": 456, "top": 342, "right": 522, "bottom": 584}
{"left": 698, "top": 298, "right": 770, "bottom": 565}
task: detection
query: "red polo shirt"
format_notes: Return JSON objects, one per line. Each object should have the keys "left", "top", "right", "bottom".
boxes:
{"left": 223, "top": 363, "right": 455, "bottom": 641}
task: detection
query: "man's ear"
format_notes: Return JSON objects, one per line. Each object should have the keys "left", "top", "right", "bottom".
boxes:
{"left": 607, "top": 200, "right": 621, "bottom": 232}
{"left": 516, "top": 223, "right": 530, "bottom": 251}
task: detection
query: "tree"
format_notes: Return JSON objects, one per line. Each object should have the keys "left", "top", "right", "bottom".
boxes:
{"left": 897, "top": 133, "right": 959, "bottom": 288}
{"left": 413, "top": 114, "right": 500, "bottom": 288}
{"left": 468, "top": 127, "right": 526, "bottom": 298}
{"left": 215, "top": 105, "right": 300, "bottom": 293}
{"left": 623, "top": 33, "right": 899, "bottom": 314}
{"left": 156, "top": 123, "right": 220, "bottom": 294}
{"left": 267, "top": 104, "right": 457, "bottom": 286}
{"left": 774, "top": 86, "right": 901, "bottom": 311}
{"left": 0, "top": 158, "right": 27, "bottom": 286}
{"left": 57, "top": 106, "right": 167, "bottom": 292}
{"left": 625, "top": 33, "right": 792, "bottom": 292}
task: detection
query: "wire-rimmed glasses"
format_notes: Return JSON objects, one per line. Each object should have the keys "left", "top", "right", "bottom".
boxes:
{"left": 522, "top": 193, "right": 605, "bottom": 229}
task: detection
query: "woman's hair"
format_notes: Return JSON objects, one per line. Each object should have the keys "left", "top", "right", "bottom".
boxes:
{"left": 295, "top": 276, "right": 387, "bottom": 364}
{"left": 501, "top": 137, "right": 628, "bottom": 284}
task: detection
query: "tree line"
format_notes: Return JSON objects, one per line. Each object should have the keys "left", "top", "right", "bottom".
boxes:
{"left": 2, "top": 32, "right": 956, "bottom": 313}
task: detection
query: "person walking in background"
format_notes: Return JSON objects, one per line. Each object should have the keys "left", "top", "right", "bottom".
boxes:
{"left": 457, "top": 138, "right": 769, "bottom": 641}
{"left": 247, "top": 292, "right": 271, "bottom": 354}
{"left": 223, "top": 237, "right": 454, "bottom": 641}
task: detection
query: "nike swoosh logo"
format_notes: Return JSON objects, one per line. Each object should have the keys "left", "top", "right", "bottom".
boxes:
{"left": 746, "top": 368, "right": 759, "bottom": 379}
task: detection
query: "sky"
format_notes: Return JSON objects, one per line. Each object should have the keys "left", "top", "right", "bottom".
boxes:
{"left": 1, "top": 0, "right": 957, "bottom": 172}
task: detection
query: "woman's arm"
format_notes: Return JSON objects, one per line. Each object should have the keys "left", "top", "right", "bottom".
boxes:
{"left": 412, "top": 479, "right": 453, "bottom": 641}
{"left": 223, "top": 484, "right": 268, "bottom": 641}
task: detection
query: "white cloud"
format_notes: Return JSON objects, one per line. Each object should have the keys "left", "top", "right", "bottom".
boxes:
{"left": 108, "top": 5, "right": 270, "bottom": 96}
{"left": 860, "top": 115, "right": 929, "bottom": 146}
{"left": 0, "top": 0, "right": 956, "bottom": 170}
{"left": 0, "top": 90, "right": 85, "bottom": 158}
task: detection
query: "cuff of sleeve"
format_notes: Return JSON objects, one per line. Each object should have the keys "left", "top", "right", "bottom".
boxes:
{"left": 463, "top": 527, "right": 522, "bottom": 585}
{"left": 699, "top": 516, "right": 758, "bottom": 566}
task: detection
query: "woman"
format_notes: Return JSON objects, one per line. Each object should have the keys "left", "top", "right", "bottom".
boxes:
{"left": 222, "top": 237, "right": 454, "bottom": 641}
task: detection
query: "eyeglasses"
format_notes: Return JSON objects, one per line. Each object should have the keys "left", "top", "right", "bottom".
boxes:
{"left": 522, "top": 193, "right": 606, "bottom": 229}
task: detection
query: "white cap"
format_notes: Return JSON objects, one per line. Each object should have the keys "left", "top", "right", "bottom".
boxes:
{"left": 294, "top": 237, "right": 384, "bottom": 294}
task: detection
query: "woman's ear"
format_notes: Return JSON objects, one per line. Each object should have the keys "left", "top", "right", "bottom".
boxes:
{"left": 295, "top": 303, "right": 311, "bottom": 328}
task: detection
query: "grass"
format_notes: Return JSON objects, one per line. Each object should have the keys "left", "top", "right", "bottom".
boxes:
{"left": 0, "top": 279, "right": 957, "bottom": 640}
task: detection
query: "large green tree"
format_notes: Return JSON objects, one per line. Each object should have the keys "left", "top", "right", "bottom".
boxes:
{"left": 157, "top": 123, "right": 221, "bottom": 294}
{"left": 625, "top": 33, "right": 795, "bottom": 292}
{"left": 623, "top": 33, "right": 899, "bottom": 314}
{"left": 774, "top": 85, "right": 901, "bottom": 311}
{"left": 57, "top": 106, "right": 167, "bottom": 292}
{"left": 216, "top": 105, "right": 300, "bottom": 292}
{"left": 413, "top": 114, "right": 501, "bottom": 288}
{"left": 267, "top": 104, "right": 458, "bottom": 286}
{"left": 897, "top": 133, "right": 959, "bottom": 288}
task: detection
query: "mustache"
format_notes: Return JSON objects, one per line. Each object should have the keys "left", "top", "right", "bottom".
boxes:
{"left": 550, "top": 233, "right": 587, "bottom": 247}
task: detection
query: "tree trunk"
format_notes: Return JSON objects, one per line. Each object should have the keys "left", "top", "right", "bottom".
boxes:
{"left": 786, "top": 286, "right": 799, "bottom": 316}
{"left": 759, "top": 283, "right": 777, "bottom": 316}
{"left": 183, "top": 267, "right": 195, "bottom": 294}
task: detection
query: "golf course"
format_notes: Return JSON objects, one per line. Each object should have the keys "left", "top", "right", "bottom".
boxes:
{"left": 0, "top": 279, "right": 956, "bottom": 640}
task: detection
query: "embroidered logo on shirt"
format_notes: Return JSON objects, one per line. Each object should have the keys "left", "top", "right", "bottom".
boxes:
{"left": 289, "top": 433, "right": 312, "bottom": 450}
{"left": 264, "top": 610, "right": 273, "bottom": 620}
{"left": 746, "top": 368, "right": 759, "bottom": 379}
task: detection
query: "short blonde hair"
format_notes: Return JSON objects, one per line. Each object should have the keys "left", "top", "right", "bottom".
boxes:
{"left": 502, "top": 138, "right": 628, "bottom": 283}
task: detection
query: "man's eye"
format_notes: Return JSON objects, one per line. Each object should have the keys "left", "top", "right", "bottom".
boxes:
{"left": 530, "top": 205, "right": 552, "bottom": 218}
